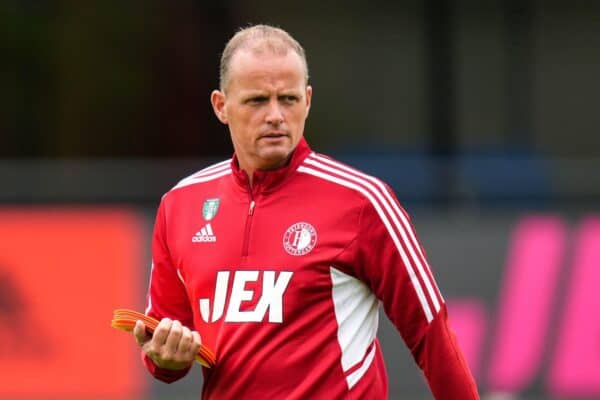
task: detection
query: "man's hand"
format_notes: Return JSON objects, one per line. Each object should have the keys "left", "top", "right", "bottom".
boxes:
{"left": 133, "top": 318, "right": 201, "bottom": 370}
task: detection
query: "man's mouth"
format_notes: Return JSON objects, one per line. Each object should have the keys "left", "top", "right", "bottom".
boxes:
{"left": 260, "top": 132, "right": 288, "bottom": 139}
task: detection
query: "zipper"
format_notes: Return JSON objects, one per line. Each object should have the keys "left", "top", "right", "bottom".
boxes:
{"left": 241, "top": 197, "right": 255, "bottom": 258}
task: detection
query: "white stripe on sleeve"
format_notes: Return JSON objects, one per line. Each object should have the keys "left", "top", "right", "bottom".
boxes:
{"left": 304, "top": 157, "right": 440, "bottom": 313}
{"left": 171, "top": 168, "right": 231, "bottom": 191}
{"left": 298, "top": 165, "right": 434, "bottom": 322}
{"left": 304, "top": 155, "right": 443, "bottom": 313}
{"left": 144, "top": 262, "right": 154, "bottom": 315}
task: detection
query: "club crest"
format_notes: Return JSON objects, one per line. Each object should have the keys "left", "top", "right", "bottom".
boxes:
{"left": 283, "top": 222, "right": 317, "bottom": 256}
{"left": 202, "top": 198, "right": 220, "bottom": 221}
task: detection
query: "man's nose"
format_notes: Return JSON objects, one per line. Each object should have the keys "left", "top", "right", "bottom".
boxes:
{"left": 265, "top": 100, "right": 284, "bottom": 125}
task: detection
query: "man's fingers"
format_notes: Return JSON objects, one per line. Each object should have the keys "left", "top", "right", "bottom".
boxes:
{"left": 188, "top": 331, "right": 201, "bottom": 357}
{"left": 177, "top": 326, "right": 193, "bottom": 355}
{"left": 151, "top": 317, "right": 173, "bottom": 349}
{"left": 164, "top": 319, "right": 183, "bottom": 357}
{"left": 178, "top": 328, "right": 200, "bottom": 362}
{"left": 136, "top": 317, "right": 202, "bottom": 369}
{"left": 133, "top": 320, "right": 150, "bottom": 346}
{"left": 191, "top": 330, "right": 202, "bottom": 347}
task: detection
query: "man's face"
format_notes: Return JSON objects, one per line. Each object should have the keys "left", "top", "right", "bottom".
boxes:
{"left": 211, "top": 49, "right": 312, "bottom": 172}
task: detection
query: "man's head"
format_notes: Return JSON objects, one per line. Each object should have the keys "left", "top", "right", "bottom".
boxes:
{"left": 218, "top": 25, "right": 309, "bottom": 93}
{"left": 211, "top": 25, "right": 312, "bottom": 175}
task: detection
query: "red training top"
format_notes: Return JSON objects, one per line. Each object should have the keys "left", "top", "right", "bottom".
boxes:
{"left": 143, "top": 138, "right": 479, "bottom": 399}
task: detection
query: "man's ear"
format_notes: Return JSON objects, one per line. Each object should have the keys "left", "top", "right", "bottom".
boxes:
{"left": 305, "top": 85, "right": 312, "bottom": 117}
{"left": 210, "top": 90, "right": 228, "bottom": 124}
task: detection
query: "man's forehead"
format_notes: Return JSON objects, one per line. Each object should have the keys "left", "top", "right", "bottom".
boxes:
{"left": 237, "top": 86, "right": 303, "bottom": 96}
{"left": 230, "top": 47, "right": 302, "bottom": 71}
{"left": 237, "top": 37, "right": 293, "bottom": 58}
{"left": 227, "top": 49, "right": 305, "bottom": 88}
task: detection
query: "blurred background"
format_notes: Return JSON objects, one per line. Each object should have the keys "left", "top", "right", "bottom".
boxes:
{"left": 1, "top": 0, "right": 599, "bottom": 399}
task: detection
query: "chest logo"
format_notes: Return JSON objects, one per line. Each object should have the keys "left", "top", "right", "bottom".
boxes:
{"left": 192, "top": 223, "right": 216, "bottom": 243}
{"left": 283, "top": 222, "right": 317, "bottom": 256}
{"left": 202, "top": 198, "right": 220, "bottom": 221}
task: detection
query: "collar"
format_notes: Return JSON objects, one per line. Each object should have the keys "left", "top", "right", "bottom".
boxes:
{"left": 230, "top": 137, "right": 312, "bottom": 195}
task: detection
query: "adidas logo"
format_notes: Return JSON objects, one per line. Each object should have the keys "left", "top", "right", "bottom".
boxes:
{"left": 192, "top": 223, "right": 217, "bottom": 243}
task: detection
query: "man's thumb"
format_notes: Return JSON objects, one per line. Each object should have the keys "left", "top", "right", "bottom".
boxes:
{"left": 133, "top": 320, "right": 151, "bottom": 346}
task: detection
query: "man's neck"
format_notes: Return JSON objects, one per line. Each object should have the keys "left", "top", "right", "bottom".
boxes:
{"left": 238, "top": 156, "right": 293, "bottom": 188}
{"left": 245, "top": 168, "right": 255, "bottom": 188}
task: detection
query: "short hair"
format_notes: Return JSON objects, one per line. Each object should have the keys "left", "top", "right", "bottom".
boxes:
{"left": 219, "top": 24, "right": 309, "bottom": 91}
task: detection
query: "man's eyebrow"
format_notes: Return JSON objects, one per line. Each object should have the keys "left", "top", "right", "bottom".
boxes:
{"left": 241, "top": 92, "right": 268, "bottom": 99}
{"left": 241, "top": 90, "right": 268, "bottom": 96}
{"left": 241, "top": 94, "right": 269, "bottom": 104}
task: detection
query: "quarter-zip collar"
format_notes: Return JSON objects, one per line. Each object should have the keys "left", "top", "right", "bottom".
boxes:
{"left": 230, "top": 137, "right": 312, "bottom": 195}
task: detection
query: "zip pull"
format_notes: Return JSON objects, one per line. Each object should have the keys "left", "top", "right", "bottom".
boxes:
{"left": 248, "top": 200, "right": 256, "bottom": 216}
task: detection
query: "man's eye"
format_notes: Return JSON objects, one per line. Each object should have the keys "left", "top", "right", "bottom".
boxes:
{"left": 247, "top": 97, "right": 267, "bottom": 104}
{"left": 280, "top": 95, "right": 299, "bottom": 103}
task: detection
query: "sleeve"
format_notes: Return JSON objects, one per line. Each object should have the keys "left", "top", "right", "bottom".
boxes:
{"left": 142, "top": 198, "right": 195, "bottom": 383}
{"left": 337, "top": 185, "right": 479, "bottom": 399}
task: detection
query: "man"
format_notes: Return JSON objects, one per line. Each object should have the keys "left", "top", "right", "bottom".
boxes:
{"left": 134, "top": 24, "right": 479, "bottom": 399}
